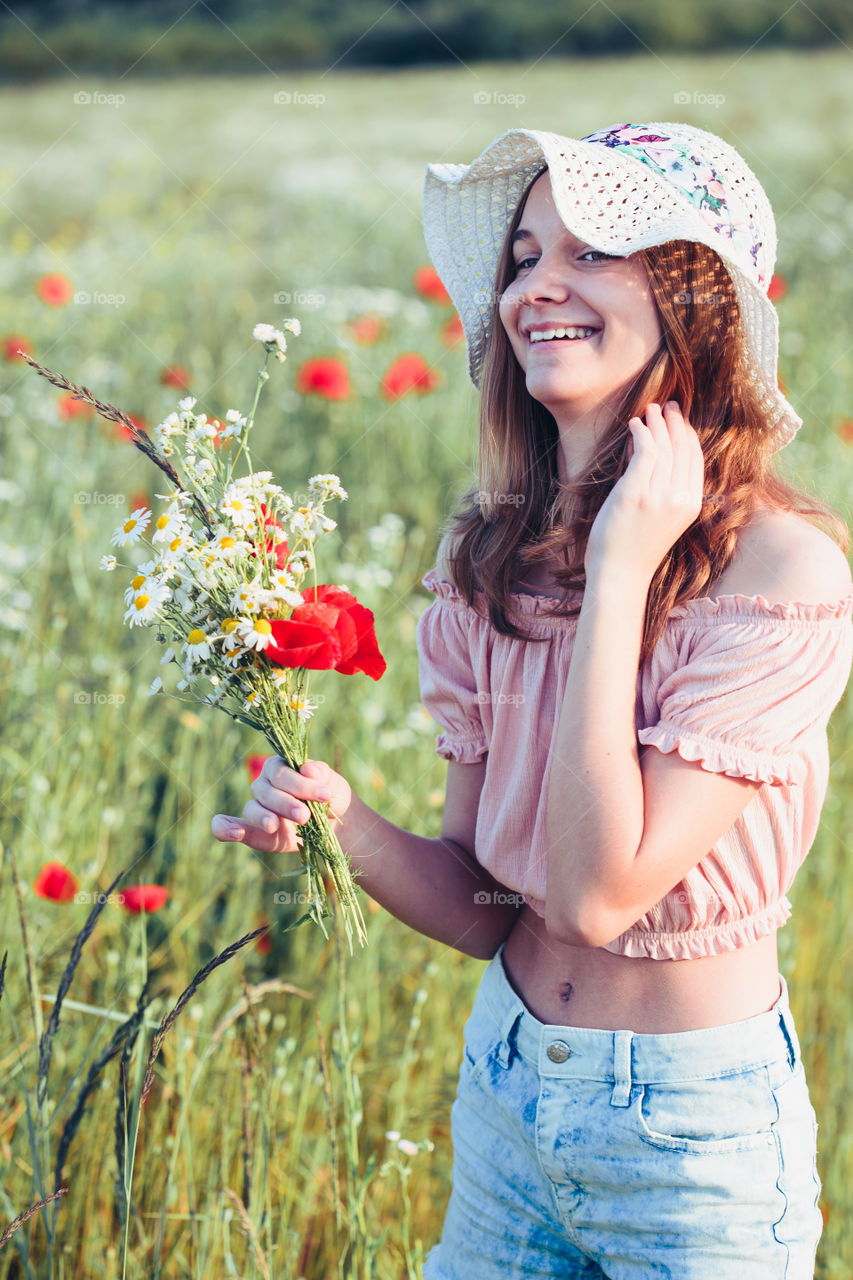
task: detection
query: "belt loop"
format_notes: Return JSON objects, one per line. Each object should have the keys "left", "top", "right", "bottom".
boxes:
{"left": 496, "top": 1003, "right": 524, "bottom": 1070}
{"left": 610, "top": 1030, "right": 633, "bottom": 1107}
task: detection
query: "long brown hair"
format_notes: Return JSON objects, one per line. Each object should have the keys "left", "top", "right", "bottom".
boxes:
{"left": 439, "top": 170, "right": 848, "bottom": 668}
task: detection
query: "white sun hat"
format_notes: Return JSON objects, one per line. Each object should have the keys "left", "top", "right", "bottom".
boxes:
{"left": 422, "top": 121, "right": 800, "bottom": 452}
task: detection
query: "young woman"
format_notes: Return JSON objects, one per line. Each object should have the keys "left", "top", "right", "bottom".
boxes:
{"left": 212, "top": 122, "right": 853, "bottom": 1276}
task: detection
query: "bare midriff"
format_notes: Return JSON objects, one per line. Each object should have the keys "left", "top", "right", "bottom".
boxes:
{"left": 502, "top": 904, "right": 781, "bottom": 1033}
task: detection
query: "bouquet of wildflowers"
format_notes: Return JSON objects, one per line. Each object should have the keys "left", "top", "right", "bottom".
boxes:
{"left": 21, "top": 320, "right": 387, "bottom": 951}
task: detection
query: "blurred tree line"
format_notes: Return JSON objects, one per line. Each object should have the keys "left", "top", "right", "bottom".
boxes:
{"left": 2, "top": 0, "right": 852, "bottom": 79}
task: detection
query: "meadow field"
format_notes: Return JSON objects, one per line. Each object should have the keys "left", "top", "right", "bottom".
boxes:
{"left": 1, "top": 49, "right": 853, "bottom": 1278}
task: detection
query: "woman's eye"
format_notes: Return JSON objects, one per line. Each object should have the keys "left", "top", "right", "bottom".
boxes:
{"left": 581, "top": 250, "right": 618, "bottom": 262}
{"left": 514, "top": 255, "right": 537, "bottom": 272}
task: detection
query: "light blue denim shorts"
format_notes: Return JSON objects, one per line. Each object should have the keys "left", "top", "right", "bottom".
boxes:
{"left": 423, "top": 942, "right": 822, "bottom": 1280}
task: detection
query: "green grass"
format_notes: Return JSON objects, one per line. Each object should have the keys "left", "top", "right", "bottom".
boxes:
{"left": 1, "top": 49, "right": 853, "bottom": 1278}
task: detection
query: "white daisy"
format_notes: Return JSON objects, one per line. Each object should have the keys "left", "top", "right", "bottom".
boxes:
{"left": 151, "top": 511, "right": 188, "bottom": 545}
{"left": 183, "top": 628, "right": 212, "bottom": 662}
{"left": 221, "top": 486, "right": 259, "bottom": 530}
{"left": 99, "top": 555, "right": 117, "bottom": 571}
{"left": 252, "top": 323, "right": 288, "bottom": 362}
{"left": 178, "top": 396, "right": 197, "bottom": 414}
{"left": 123, "top": 580, "right": 170, "bottom": 628}
{"left": 230, "top": 580, "right": 267, "bottom": 615}
{"left": 244, "top": 688, "right": 262, "bottom": 711}
{"left": 282, "top": 317, "right": 301, "bottom": 337}
{"left": 235, "top": 616, "right": 275, "bottom": 651}
{"left": 287, "top": 692, "right": 318, "bottom": 722}
{"left": 110, "top": 507, "right": 152, "bottom": 548}
{"left": 289, "top": 504, "right": 327, "bottom": 537}
{"left": 308, "top": 473, "right": 348, "bottom": 501}
{"left": 207, "top": 528, "right": 251, "bottom": 560}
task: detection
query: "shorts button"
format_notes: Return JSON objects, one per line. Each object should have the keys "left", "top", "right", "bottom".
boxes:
{"left": 546, "top": 1040, "right": 572, "bottom": 1063}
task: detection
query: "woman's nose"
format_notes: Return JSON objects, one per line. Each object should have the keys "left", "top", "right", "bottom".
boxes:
{"left": 517, "top": 255, "right": 571, "bottom": 304}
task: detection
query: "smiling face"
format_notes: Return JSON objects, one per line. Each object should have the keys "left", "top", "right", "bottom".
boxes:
{"left": 498, "top": 172, "right": 663, "bottom": 427}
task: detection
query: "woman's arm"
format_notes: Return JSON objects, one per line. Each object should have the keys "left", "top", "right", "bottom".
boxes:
{"left": 213, "top": 755, "right": 521, "bottom": 960}
{"left": 544, "top": 402, "right": 765, "bottom": 947}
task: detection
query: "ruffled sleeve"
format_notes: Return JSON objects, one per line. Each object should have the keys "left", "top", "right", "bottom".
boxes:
{"left": 416, "top": 567, "right": 488, "bottom": 764}
{"left": 637, "top": 592, "right": 853, "bottom": 787}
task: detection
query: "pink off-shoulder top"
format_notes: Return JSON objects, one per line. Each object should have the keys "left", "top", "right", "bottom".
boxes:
{"left": 415, "top": 561, "right": 853, "bottom": 960}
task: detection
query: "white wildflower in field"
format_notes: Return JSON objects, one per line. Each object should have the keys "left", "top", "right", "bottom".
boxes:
{"left": 281, "top": 317, "right": 301, "bottom": 336}
{"left": 252, "top": 323, "right": 289, "bottom": 362}
{"left": 183, "top": 629, "right": 212, "bottom": 662}
{"left": 123, "top": 579, "right": 170, "bottom": 627}
{"left": 99, "top": 555, "right": 117, "bottom": 571}
{"left": 148, "top": 676, "right": 163, "bottom": 696}
{"left": 308, "top": 473, "right": 348, "bottom": 500}
{"left": 110, "top": 507, "right": 152, "bottom": 547}
{"left": 236, "top": 616, "right": 275, "bottom": 651}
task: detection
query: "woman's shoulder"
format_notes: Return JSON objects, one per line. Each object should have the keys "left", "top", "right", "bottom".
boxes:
{"left": 710, "top": 507, "right": 852, "bottom": 607}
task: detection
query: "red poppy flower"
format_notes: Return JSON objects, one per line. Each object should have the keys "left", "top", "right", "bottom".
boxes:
{"left": 347, "top": 313, "right": 387, "bottom": 345}
{"left": 413, "top": 265, "right": 451, "bottom": 306}
{"left": 380, "top": 353, "right": 440, "bottom": 400}
{"left": 3, "top": 334, "right": 31, "bottom": 361}
{"left": 210, "top": 417, "right": 227, "bottom": 448}
{"left": 36, "top": 273, "right": 74, "bottom": 307}
{"left": 161, "top": 365, "right": 192, "bottom": 390}
{"left": 295, "top": 357, "right": 350, "bottom": 401}
{"left": 440, "top": 312, "right": 465, "bottom": 347}
{"left": 267, "top": 584, "right": 386, "bottom": 680}
{"left": 118, "top": 884, "right": 169, "bottom": 914}
{"left": 129, "top": 490, "right": 151, "bottom": 513}
{"left": 255, "top": 921, "right": 273, "bottom": 955}
{"left": 837, "top": 419, "right": 853, "bottom": 444}
{"left": 57, "top": 391, "right": 94, "bottom": 420}
{"left": 246, "top": 754, "right": 270, "bottom": 782}
{"left": 767, "top": 274, "right": 787, "bottom": 303}
{"left": 33, "top": 861, "right": 78, "bottom": 903}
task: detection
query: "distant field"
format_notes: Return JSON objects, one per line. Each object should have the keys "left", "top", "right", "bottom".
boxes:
{"left": 1, "top": 50, "right": 853, "bottom": 1278}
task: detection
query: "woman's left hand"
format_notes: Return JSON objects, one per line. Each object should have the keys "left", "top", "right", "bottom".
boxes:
{"left": 584, "top": 400, "right": 704, "bottom": 584}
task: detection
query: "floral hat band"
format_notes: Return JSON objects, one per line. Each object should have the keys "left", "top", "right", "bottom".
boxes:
{"left": 422, "top": 121, "right": 801, "bottom": 452}
{"left": 579, "top": 123, "right": 770, "bottom": 289}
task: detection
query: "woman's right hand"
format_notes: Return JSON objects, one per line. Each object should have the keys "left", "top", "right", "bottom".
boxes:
{"left": 210, "top": 756, "right": 352, "bottom": 853}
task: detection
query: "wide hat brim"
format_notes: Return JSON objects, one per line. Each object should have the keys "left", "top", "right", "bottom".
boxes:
{"left": 423, "top": 126, "right": 801, "bottom": 452}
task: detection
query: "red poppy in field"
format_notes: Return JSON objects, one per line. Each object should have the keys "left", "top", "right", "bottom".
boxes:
{"left": 129, "top": 490, "right": 151, "bottom": 513}
{"left": 380, "top": 353, "right": 440, "bottom": 400}
{"left": 209, "top": 417, "right": 227, "bottom": 448}
{"left": 3, "top": 334, "right": 31, "bottom": 361}
{"left": 118, "top": 884, "right": 169, "bottom": 914}
{"left": 413, "top": 265, "right": 451, "bottom": 306}
{"left": 36, "top": 273, "right": 74, "bottom": 307}
{"left": 347, "top": 313, "right": 387, "bottom": 345}
{"left": 295, "top": 357, "right": 350, "bottom": 401}
{"left": 246, "top": 754, "right": 271, "bottom": 782}
{"left": 160, "top": 365, "right": 192, "bottom": 390}
{"left": 255, "top": 920, "right": 273, "bottom": 955}
{"left": 440, "top": 312, "right": 465, "bottom": 347}
{"left": 57, "top": 391, "right": 94, "bottom": 420}
{"left": 837, "top": 419, "right": 853, "bottom": 444}
{"left": 266, "top": 584, "right": 386, "bottom": 680}
{"left": 767, "top": 274, "right": 787, "bottom": 303}
{"left": 33, "top": 861, "right": 79, "bottom": 903}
